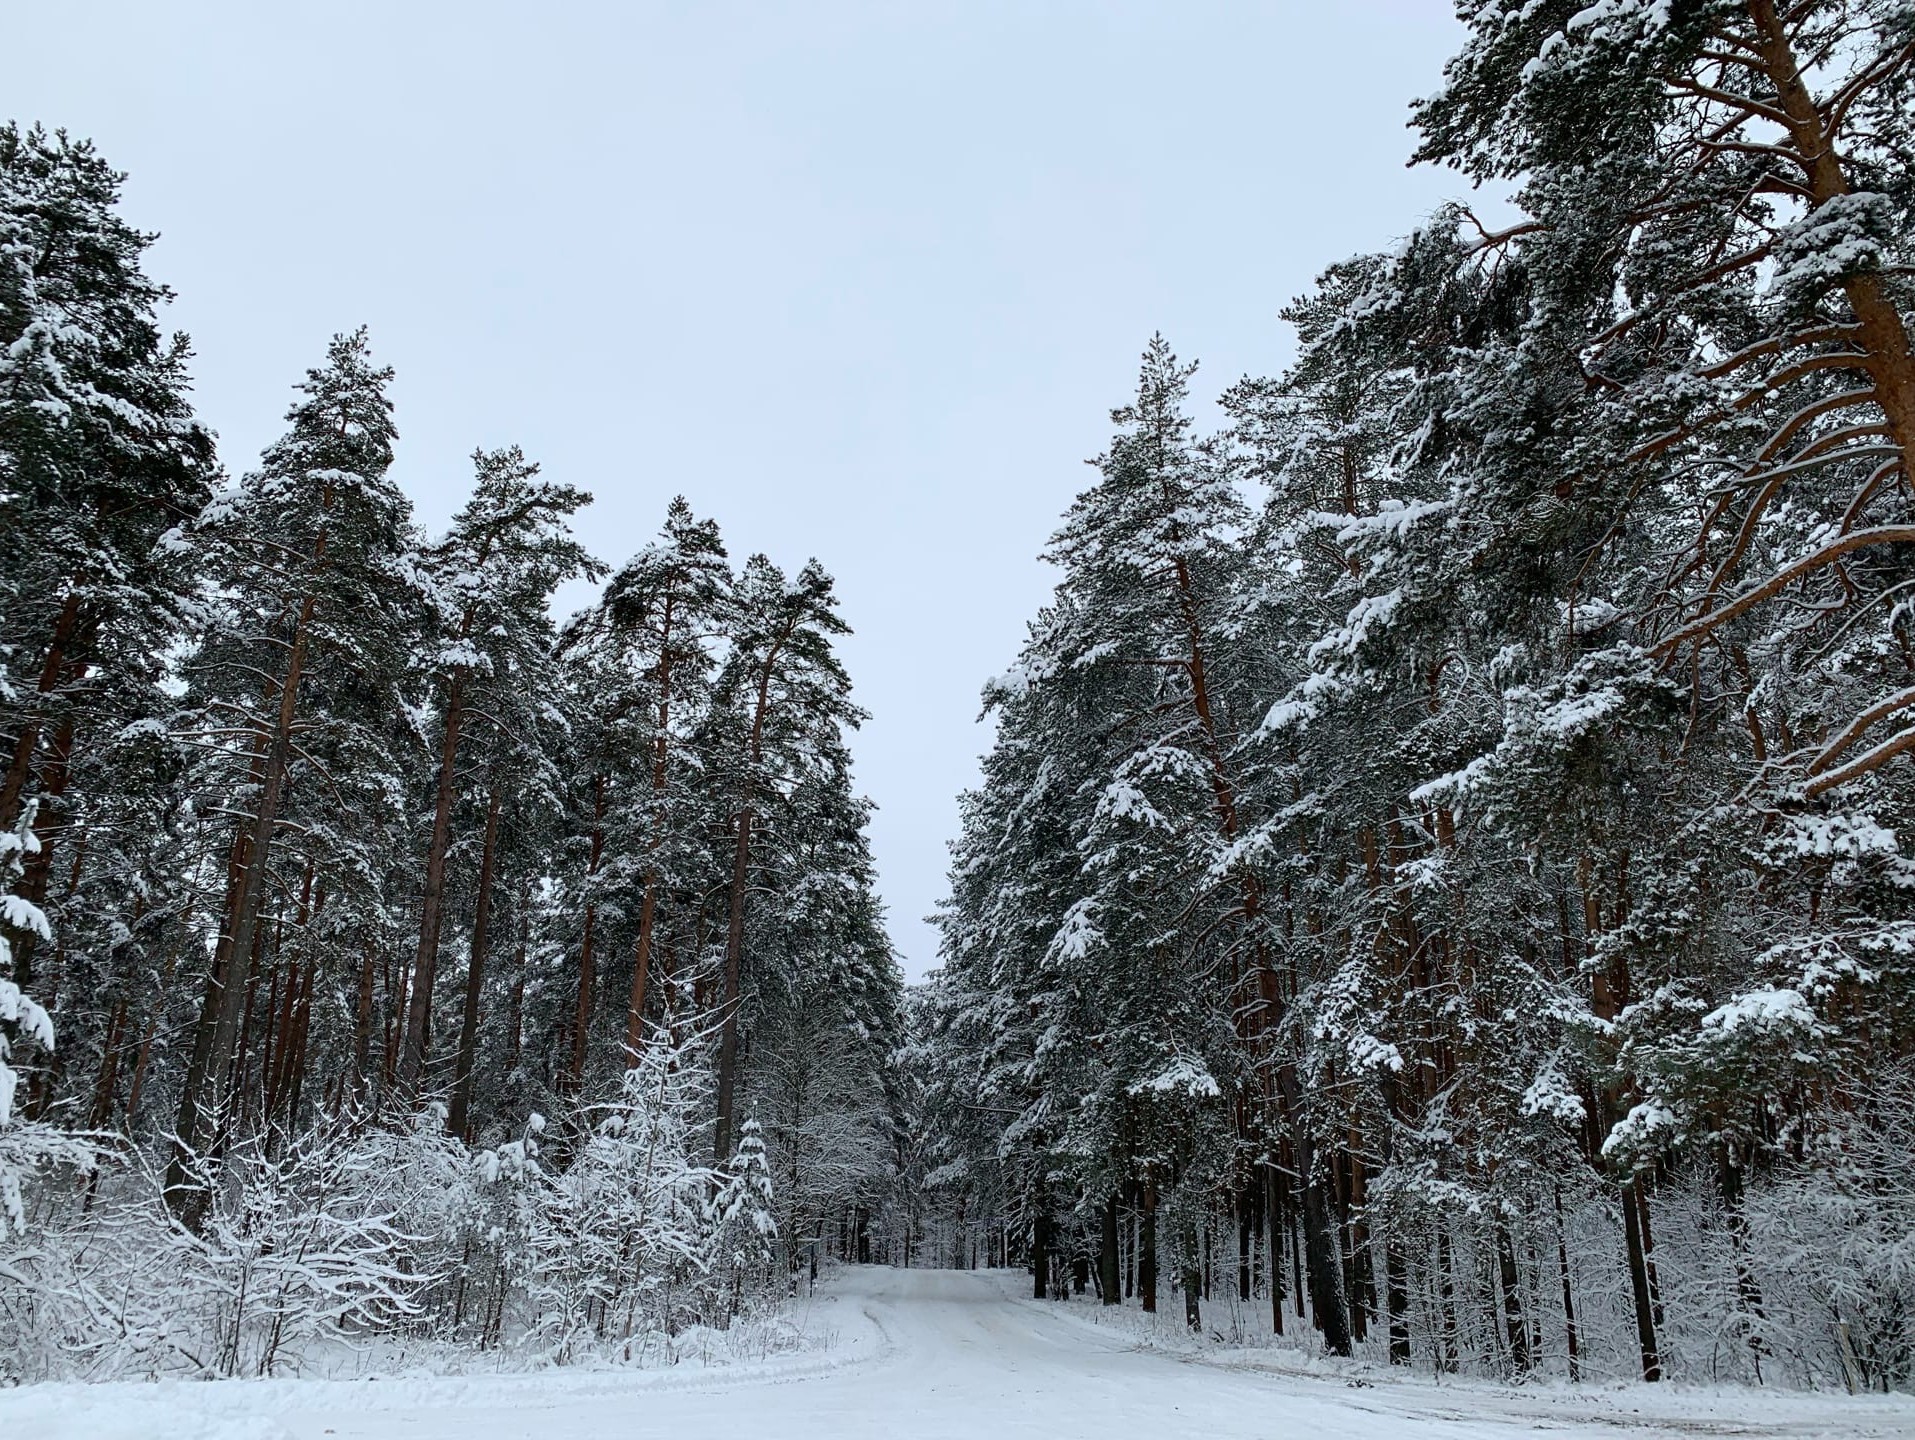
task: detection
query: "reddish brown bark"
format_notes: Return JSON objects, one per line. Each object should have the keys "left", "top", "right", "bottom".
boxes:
{"left": 506, "top": 879, "right": 528, "bottom": 1077}
{"left": 714, "top": 624, "right": 791, "bottom": 1160}
{"left": 1747, "top": 0, "right": 1915, "bottom": 467}
{"left": 447, "top": 788, "right": 501, "bottom": 1139}
{"left": 8, "top": 707, "right": 77, "bottom": 991}
{"left": 165, "top": 558, "right": 320, "bottom": 1222}
{"left": 624, "top": 591, "right": 677, "bottom": 1066}
{"left": 0, "top": 591, "right": 83, "bottom": 831}
{"left": 400, "top": 673, "right": 467, "bottom": 1094}
{"left": 87, "top": 998, "right": 128, "bottom": 1130}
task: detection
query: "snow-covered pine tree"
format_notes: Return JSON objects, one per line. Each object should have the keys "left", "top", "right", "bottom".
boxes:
{"left": 399, "top": 445, "right": 597, "bottom": 1125}
{"left": 926, "top": 338, "right": 1324, "bottom": 1327}
{"left": 0, "top": 124, "right": 214, "bottom": 841}
{"left": 742, "top": 713, "right": 903, "bottom": 1280}
{"left": 595, "top": 497, "right": 729, "bottom": 1066}
{"left": 530, "top": 1017, "right": 759, "bottom": 1351}
{"left": 706, "top": 555, "right": 861, "bottom": 1161}
{"left": 0, "top": 126, "right": 216, "bottom": 1123}
{"left": 0, "top": 121, "right": 912, "bottom": 1378}
{"left": 165, "top": 331, "right": 424, "bottom": 1221}
{"left": 542, "top": 501, "right": 726, "bottom": 1102}
{"left": 1372, "top": 0, "right": 1915, "bottom": 1379}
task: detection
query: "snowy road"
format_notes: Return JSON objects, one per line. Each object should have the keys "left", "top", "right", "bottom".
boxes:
{"left": 10, "top": 1267, "right": 1907, "bottom": 1440}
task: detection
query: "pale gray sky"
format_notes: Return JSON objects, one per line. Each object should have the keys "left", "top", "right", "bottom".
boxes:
{"left": 19, "top": 1, "right": 1471, "bottom": 980}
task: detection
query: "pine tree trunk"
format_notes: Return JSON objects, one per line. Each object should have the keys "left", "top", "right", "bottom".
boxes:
{"left": 447, "top": 788, "right": 501, "bottom": 1139}
{"left": 263, "top": 866, "right": 317, "bottom": 1121}
{"left": 565, "top": 774, "right": 607, "bottom": 1092}
{"left": 1139, "top": 1182, "right": 1158, "bottom": 1313}
{"left": 1291, "top": 1198, "right": 1306, "bottom": 1322}
{"left": 1355, "top": 1173, "right": 1377, "bottom": 1339}
{"left": 352, "top": 938, "right": 375, "bottom": 1096}
{"left": 1636, "top": 1176, "right": 1665, "bottom": 1331}
{"left": 1031, "top": 1209, "right": 1049, "bottom": 1300}
{"left": 230, "top": 919, "right": 269, "bottom": 1135}
{"left": 1343, "top": 1146, "right": 1372, "bottom": 1343}
{"left": 86, "top": 998, "right": 128, "bottom": 1130}
{"left": 128, "top": 891, "right": 194, "bottom": 1127}
{"left": 506, "top": 881, "right": 528, "bottom": 1077}
{"left": 1526, "top": 1239, "right": 1545, "bottom": 1365}
{"left": 1303, "top": 1168, "right": 1353, "bottom": 1354}
{"left": 1099, "top": 1191, "right": 1121, "bottom": 1305}
{"left": 1125, "top": 1206, "right": 1136, "bottom": 1298}
{"left": 1280, "top": 1064, "right": 1352, "bottom": 1354}
{"left": 625, "top": 881, "right": 658, "bottom": 1063}
{"left": 0, "top": 591, "right": 83, "bottom": 831}
{"left": 715, "top": 640, "right": 783, "bottom": 1160}
{"left": 1622, "top": 1179, "right": 1663, "bottom": 1381}
{"left": 1238, "top": 1187, "right": 1253, "bottom": 1303}
{"left": 8, "top": 706, "right": 77, "bottom": 991}
{"left": 263, "top": 956, "right": 299, "bottom": 1122}
{"left": 383, "top": 949, "right": 404, "bottom": 1090}
{"left": 1496, "top": 1222, "right": 1531, "bottom": 1375}
{"left": 1716, "top": 1149, "right": 1767, "bottom": 1380}
{"left": 1201, "top": 1221, "right": 1211, "bottom": 1301}
{"left": 1182, "top": 1223, "right": 1203, "bottom": 1332}
{"left": 624, "top": 597, "right": 676, "bottom": 1065}
{"left": 266, "top": 904, "right": 296, "bottom": 1105}
{"left": 278, "top": 956, "right": 314, "bottom": 1127}
{"left": 713, "top": 799, "right": 752, "bottom": 1161}
{"left": 1386, "top": 1236, "right": 1410, "bottom": 1365}
{"left": 165, "top": 593, "right": 315, "bottom": 1223}
{"left": 1554, "top": 1186, "right": 1581, "bottom": 1383}
{"left": 1747, "top": 0, "right": 1915, "bottom": 470}
{"left": 258, "top": 949, "right": 288, "bottom": 1116}
{"left": 401, "top": 673, "right": 466, "bottom": 1094}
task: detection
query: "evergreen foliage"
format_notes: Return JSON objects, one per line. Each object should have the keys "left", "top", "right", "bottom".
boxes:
{"left": 0, "top": 138, "right": 900, "bottom": 1377}
{"left": 5, "top": 0, "right": 1915, "bottom": 1398}
{"left": 915, "top": 1, "right": 1915, "bottom": 1392}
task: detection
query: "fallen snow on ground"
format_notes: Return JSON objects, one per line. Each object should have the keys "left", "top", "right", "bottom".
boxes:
{"left": 0, "top": 1292, "right": 874, "bottom": 1440}
{"left": 1012, "top": 1280, "right": 1914, "bottom": 1439}
{"left": 4, "top": 1268, "right": 1907, "bottom": 1440}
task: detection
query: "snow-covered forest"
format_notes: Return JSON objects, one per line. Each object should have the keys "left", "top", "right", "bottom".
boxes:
{"left": 5, "top": 0, "right": 1915, "bottom": 1419}
{"left": 908, "top": 0, "right": 1915, "bottom": 1398}
{"left": 0, "top": 125, "right": 903, "bottom": 1379}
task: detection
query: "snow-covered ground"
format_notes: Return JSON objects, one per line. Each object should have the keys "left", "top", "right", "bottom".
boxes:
{"left": 5, "top": 1267, "right": 1908, "bottom": 1440}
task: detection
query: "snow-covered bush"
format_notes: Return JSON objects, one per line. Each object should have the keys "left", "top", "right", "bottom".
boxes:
{"left": 1746, "top": 1073, "right": 1915, "bottom": 1393}
{"left": 116, "top": 1119, "right": 438, "bottom": 1377}
{"left": 0, "top": 1018, "right": 784, "bottom": 1381}
{"left": 431, "top": 1111, "right": 546, "bottom": 1350}
{"left": 526, "top": 1022, "right": 775, "bottom": 1361}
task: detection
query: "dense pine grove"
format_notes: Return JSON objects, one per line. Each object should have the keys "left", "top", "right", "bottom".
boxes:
{"left": 6, "top": 0, "right": 1915, "bottom": 1403}
{"left": 0, "top": 125, "right": 902, "bottom": 1377}
{"left": 910, "top": 0, "right": 1915, "bottom": 1395}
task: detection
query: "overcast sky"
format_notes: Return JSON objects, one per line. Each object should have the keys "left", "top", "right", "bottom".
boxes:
{"left": 18, "top": 1, "right": 1473, "bottom": 981}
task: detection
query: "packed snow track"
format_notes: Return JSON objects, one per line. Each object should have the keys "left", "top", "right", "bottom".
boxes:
{"left": 10, "top": 1267, "right": 1903, "bottom": 1440}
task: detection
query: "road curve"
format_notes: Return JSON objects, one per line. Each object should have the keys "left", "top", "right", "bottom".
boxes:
{"left": 271, "top": 1264, "right": 1480, "bottom": 1440}
{"left": 15, "top": 1267, "right": 1896, "bottom": 1440}
{"left": 268, "top": 1266, "right": 1827, "bottom": 1440}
